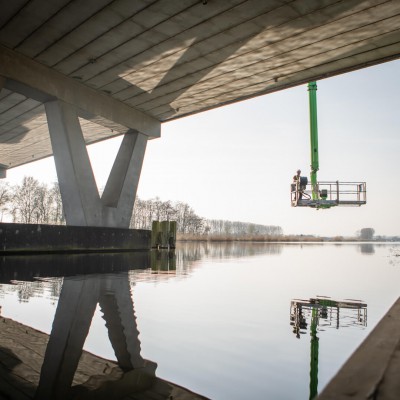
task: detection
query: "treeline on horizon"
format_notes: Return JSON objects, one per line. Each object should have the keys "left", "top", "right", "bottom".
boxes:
{"left": 0, "top": 177, "right": 383, "bottom": 241}
{"left": 0, "top": 176, "right": 283, "bottom": 238}
{"left": 133, "top": 196, "right": 283, "bottom": 237}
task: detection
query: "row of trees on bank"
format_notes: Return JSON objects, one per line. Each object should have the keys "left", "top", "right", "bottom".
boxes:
{"left": 131, "top": 198, "right": 283, "bottom": 236}
{"left": 0, "top": 177, "right": 283, "bottom": 237}
{"left": 205, "top": 219, "right": 283, "bottom": 236}
{"left": 130, "top": 197, "right": 205, "bottom": 234}
{"left": 0, "top": 177, "right": 64, "bottom": 225}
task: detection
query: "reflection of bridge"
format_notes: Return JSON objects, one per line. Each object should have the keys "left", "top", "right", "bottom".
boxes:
{"left": 0, "top": 271, "right": 209, "bottom": 399}
{"left": 0, "top": 1, "right": 399, "bottom": 238}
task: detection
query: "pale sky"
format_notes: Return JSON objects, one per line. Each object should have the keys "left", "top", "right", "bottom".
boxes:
{"left": 5, "top": 59, "right": 400, "bottom": 237}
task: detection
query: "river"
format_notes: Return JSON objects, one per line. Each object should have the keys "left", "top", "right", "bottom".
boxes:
{"left": 1, "top": 242, "right": 399, "bottom": 399}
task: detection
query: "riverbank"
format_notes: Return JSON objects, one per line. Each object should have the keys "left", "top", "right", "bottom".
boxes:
{"left": 0, "top": 316, "right": 209, "bottom": 399}
{"left": 176, "top": 234, "right": 390, "bottom": 243}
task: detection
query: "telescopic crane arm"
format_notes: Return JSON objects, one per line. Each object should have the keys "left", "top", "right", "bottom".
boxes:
{"left": 308, "top": 82, "right": 319, "bottom": 201}
{"left": 290, "top": 82, "right": 366, "bottom": 208}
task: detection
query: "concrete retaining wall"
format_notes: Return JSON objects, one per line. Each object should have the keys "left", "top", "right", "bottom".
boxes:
{"left": 0, "top": 222, "right": 151, "bottom": 253}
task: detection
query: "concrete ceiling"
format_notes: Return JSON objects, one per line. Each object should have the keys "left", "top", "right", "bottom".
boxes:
{"left": 0, "top": 0, "right": 399, "bottom": 169}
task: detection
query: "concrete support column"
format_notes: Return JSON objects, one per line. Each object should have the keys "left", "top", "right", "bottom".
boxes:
{"left": 45, "top": 100, "right": 101, "bottom": 226}
{"left": 101, "top": 130, "right": 147, "bottom": 227}
{"left": 45, "top": 99, "right": 148, "bottom": 228}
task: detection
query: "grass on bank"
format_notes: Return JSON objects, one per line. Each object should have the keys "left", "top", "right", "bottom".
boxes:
{"left": 175, "top": 234, "right": 354, "bottom": 242}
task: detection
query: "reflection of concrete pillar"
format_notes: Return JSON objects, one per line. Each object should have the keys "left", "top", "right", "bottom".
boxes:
{"left": 45, "top": 100, "right": 148, "bottom": 228}
{"left": 99, "top": 274, "right": 145, "bottom": 369}
{"left": 45, "top": 100, "right": 101, "bottom": 227}
{"left": 36, "top": 273, "right": 156, "bottom": 399}
{"left": 35, "top": 278, "right": 99, "bottom": 400}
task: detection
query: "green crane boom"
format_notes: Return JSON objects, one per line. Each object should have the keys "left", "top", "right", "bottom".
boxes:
{"left": 290, "top": 82, "right": 367, "bottom": 208}
{"left": 308, "top": 82, "right": 319, "bottom": 201}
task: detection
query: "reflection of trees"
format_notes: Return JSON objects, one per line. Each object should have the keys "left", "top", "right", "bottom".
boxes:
{"left": 177, "top": 241, "right": 282, "bottom": 262}
{"left": 0, "top": 278, "right": 63, "bottom": 303}
{"left": 0, "top": 272, "right": 208, "bottom": 399}
{"left": 0, "top": 243, "right": 283, "bottom": 302}
{"left": 358, "top": 243, "right": 375, "bottom": 254}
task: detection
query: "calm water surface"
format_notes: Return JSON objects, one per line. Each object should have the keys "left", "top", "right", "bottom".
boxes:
{"left": 1, "top": 242, "right": 400, "bottom": 399}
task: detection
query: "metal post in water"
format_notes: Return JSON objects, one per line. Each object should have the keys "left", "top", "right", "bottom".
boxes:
{"left": 308, "top": 82, "right": 319, "bottom": 201}
{"left": 336, "top": 180, "right": 340, "bottom": 204}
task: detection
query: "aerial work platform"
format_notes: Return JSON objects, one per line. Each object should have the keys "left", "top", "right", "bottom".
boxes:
{"left": 291, "top": 180, "right": 367, "bottom": 209}
{"left": 291, "top": 82, "right": 367, "bottom": 210}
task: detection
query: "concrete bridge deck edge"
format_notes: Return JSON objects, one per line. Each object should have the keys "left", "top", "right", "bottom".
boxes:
{"left": 318, "top": 296, "right": 400, "bottom": 400}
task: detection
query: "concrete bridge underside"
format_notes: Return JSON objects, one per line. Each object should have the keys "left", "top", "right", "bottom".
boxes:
{"left": 0, "top": 0, "right": 399, "bottom": 228}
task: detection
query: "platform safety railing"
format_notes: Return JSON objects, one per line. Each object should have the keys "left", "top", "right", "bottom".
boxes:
{"left": 291, "top": 181, "right": 366, "bottom": 208}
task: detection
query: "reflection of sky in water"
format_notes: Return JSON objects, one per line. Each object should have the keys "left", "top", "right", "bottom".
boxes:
{"left": 0, "top": 243, "right": 400, "bottom": 399}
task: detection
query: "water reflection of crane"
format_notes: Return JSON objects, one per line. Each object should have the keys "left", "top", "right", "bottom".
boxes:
{"left": 290, "top": 296, "right": 367, "bottom": 400}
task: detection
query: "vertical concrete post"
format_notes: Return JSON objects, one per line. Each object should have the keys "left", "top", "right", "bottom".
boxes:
{"left": 151, "top": 221, "right": 161, "bottom": 248}
{"left": 45, "top": 100, "right": 101, "bottom": 226}
{"left": 169, "top": 221, "right": 177, "bottom": 249}
{"left": 160, "top": 221, "right": 169, "bottom": 248}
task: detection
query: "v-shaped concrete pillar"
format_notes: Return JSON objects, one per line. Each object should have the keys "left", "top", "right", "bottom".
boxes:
{"left": 45, "top": 100, "right": 147, "bottom": 228}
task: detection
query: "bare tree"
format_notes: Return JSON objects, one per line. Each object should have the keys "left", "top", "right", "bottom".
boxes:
{"left": 49, "top": 183, "right": 65, "bottom": 225}
{"left": 11, "top": 176, "right": 40, "bottom": 223}
{"left": 9, "top": 177, "right": 65, "bottom": 225}
{"left": 34, "top": 183, "right": 53, "bottom": 223}
{"left": 359, "top": 228, "right": 375, "bottom": 240}
{"left": 0, "top": 182, "right": 10, "bottom": 221}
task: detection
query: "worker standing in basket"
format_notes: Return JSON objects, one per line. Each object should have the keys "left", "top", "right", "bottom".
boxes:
{"left": 293, "top": 169, "right": 306, "bottom": 200}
